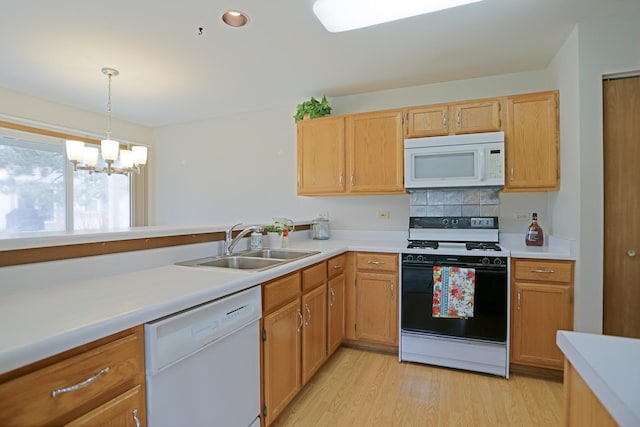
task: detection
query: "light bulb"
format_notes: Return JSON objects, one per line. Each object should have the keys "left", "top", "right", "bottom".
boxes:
{"left": 101, "top": 139, "right": 120, "bottom": 162}
{"left": 132, "top": 146, "right": 148, "bottom": 165}
{"left": 119, "top": 149, "right": 134, "bottom": 169}
{"left": 82, "top": 146, "right": 99, "bottom": 167}
{"left": 66, "top": 140, "right": 85, "bottom": 162}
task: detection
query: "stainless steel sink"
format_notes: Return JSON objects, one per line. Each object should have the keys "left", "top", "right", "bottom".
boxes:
{"left": 176, "top": 249, "right": 319, "bottom": 271}
{"left": 242, "top": 249, "right": 320, "bottom": 260}
{"left": 177, "top": 256, "right": 283, "bottom": 271}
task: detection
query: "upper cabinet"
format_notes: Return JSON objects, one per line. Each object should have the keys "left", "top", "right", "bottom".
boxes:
{"left": 405, "top": 99, "right": 502, "bottom": 138}
{"left": 297, "top": 115, "right": 346, "bottom": 195}
{"left": 297, "top": 109, "right": 404, "bottom": 196}
{"left": 346, "top": 110, "right": 405, "bottom": 194}
{"left": 504, "top": 90, "right": 560, "bottom": 192}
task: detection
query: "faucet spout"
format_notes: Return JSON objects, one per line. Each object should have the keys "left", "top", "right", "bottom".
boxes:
{"left": 224, "top": 223, "right": 263, "bottom": 255}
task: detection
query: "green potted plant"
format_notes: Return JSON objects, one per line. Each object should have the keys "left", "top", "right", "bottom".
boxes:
{"left": 263, "top": 219, "right": 293, "bottom": 248}
{"left": 294, "top": 96, "right": 332, "bottom": 122}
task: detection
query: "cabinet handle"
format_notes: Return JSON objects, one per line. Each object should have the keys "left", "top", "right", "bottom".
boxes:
{"left": 517, "top": 290, "right": 521, "bottom": 310}
{"left": 333, "top": 264, "right": 343, "bottom": 269}
{"left": 531, "top": 269, "right": 555, "bottom": 273}
{"left": 456, "top": 111, "right": 461, "bottom": 126}
{"left": 510, "top": 167, "right": 514, "bottom": 180}
{"left": 339, "top": 173, "right": 343, "bottom": 186}
{"left": 443, "top": 112, "right": 447, "bottom": 128}
{"left": 330, "top": 288, "right": 336, "bottom": 306}
{"left": 350, "top": 174, "right": 355, "bottom": 187}
{"left": 50, "top": 367, "right": 110, "bottom": 397}
{"left": 390, "top": 283, "right": 395, "bottom": 297}
{"left": 305, "top": 303, "right": 311, "bottom": 325}
{"left": 368, "top": 260, "right": 385, "bottom": 265}
{"left": 297, "top": 309, "right": 303, "bottom": 332}
{"left": 132, "top": 409, "right": 141, "bottom": 427}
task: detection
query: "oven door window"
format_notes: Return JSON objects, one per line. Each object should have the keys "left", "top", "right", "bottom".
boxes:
{"left": 402, "top": 264, "right": 507, "bottom": 342}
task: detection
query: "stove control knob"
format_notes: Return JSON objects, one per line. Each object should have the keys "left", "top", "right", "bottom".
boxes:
{"left": 452, "top": 218, "right": 459, "bottom": 225}
{"left": 482, "top": 257, "right": 491, "bottom": 265}
{"left": 405, "top": 255, "right": 414, "bottom": 262}
{"left": 442, "top": 218, "right": 449, "bottom": 225}
{"left": 416, "top": 255, "right": 424, "bottom": 262}
{"left": 493, "top": 258, "right": 503, "bottom": 265}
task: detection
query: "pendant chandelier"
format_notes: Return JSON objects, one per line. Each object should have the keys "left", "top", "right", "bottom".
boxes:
{"left": 65, "top": 67, "right": 147, "bottom": 176}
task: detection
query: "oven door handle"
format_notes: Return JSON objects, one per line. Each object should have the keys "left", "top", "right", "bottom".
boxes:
{"left": 403, "top": 262, "right": 506, "bottom": 271}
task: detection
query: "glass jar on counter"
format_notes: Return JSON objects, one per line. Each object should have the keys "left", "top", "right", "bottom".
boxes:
{"left": 311, "top": 215, "right": 330, "bottom": 240}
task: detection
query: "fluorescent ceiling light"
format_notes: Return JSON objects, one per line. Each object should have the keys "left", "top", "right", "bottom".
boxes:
{"left": 313, "top": 0, "right": 483, "bottom": 33}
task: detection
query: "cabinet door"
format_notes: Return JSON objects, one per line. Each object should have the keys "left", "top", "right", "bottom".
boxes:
{"left": 297, "top": 116, "right": 345, "bottom": 195}
{"left": 302, "top": 284, "right": 327, "bottom": 385}
{"left": 511, "top": 282, "right": 572, "bottom": 369}
{"left": 451, "top": 100, "right": 502, "bottom": 134}
{"left": 327, "top": 273, "right": 346, "bottom": 356}
{"left": 405, "top": 105, "right": 449, "bottom": 137}
{"left": 263, "top": 299, "right": 302, "bottom": 425}
{"left": 355, "top": 272, "right": 398, "bottom": 345}
{"left": 504, "top": 91, "right": 559, "bottom": 191}
{"left": 65, "top": 385, "right": 144, "bottom": 427}
{"left": 346, "top": 110, "right": 405, "bottom": 194}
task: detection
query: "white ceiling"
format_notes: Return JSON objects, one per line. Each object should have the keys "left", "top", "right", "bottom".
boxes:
{"left": 1, "top": 0, "right": 639, "bottom": 128}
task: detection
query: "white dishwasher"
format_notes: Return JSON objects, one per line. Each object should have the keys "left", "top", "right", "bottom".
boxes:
{"left": 145, "top": 286, "right": 261, "bottom": 427}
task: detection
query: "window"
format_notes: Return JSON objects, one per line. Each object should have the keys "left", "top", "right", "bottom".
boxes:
{"left": 0, "top": 124, "right": 143, "bottom": 236}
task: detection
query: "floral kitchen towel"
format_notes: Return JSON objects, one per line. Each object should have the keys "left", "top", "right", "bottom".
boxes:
{"left": 432, "top": 266, "right": 475, "bottom": 318}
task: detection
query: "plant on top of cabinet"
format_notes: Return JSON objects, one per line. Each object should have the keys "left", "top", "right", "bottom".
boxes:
{"left": 294, "top": 96, "right": 332, "bottom": 121}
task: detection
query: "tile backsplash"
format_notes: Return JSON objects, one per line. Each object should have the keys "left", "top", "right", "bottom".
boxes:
{"left": 409, "top": 188, "right": 500, "bottom": 217}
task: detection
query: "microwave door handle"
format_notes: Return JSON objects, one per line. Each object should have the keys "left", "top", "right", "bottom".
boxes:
{"left": 478, "top": 149, "right": 486, "bottom": 181}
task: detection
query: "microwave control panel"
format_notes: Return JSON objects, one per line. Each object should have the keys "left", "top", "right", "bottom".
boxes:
{"left": 487, "top": 148, "right": 504, "bottom": 179}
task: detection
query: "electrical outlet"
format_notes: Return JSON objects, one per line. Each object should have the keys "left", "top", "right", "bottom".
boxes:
{"left": 514, "top": 212, "right": 529, "bottom": 220}
{"left": 378, "top": 210, "right": 390, "bottom": 219}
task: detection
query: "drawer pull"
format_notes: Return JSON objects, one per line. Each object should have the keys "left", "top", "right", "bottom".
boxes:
{"left": 305, "top": 303, "right": 311, "bottom": 325}
{"left": 368, "top": 261, "right": 385, "bottom": 265}
{"left": 297, "top": 309, "right": 303, "bottom": 332}
{"left": 531, "top": 269, "right": 555, "bottom": 273}
{"left": 330, "top": 288, "right": 336, "bottom": 306}
{"left": 50, "top": 367, "right": 110, "bottom": 397}
{"left": 132, "top": 408, "right": 141, "bottom": 427}
{"left": 333, "top": 264, "right": 343, "bottom": 269}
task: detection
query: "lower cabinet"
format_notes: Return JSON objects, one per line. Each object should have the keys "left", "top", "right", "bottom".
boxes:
{"left": 0, "top": 326, "right": 146, "bottom": 427}
{"left": 349, "top": 252, "right": 399, "bottom": 347}
{"left": 511, "top": 258, "right": 574, "bottom": 371}
{"left": 327, "top": 254, "right": 346, "bottom": 356}
{"left": 261, "top": 261, "right": 330, "bottom": 426}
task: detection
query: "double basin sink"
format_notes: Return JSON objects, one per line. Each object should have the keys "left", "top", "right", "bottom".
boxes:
{"left": 177, "top": 249, "right": 320, "bottom": 271}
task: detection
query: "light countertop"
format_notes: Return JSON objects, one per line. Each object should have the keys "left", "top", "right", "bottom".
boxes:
{"left": 0, "top": 231, "right": 575, "bottom": 375}
{"left": 557, "top": 331, "right": 640, "bottom": 427}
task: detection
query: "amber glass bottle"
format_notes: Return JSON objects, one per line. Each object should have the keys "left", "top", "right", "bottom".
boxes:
{"left": 525, "top": 212, "right": 544, "bottom": 246}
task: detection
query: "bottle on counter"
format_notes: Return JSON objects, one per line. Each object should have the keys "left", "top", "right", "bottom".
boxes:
{"left": 525, "top": 212, "right": 544, "bottom": 246}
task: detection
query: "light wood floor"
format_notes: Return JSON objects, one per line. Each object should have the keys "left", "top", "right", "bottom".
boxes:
{"left": 272, "top": 347, "right": 563, "bottom": 427}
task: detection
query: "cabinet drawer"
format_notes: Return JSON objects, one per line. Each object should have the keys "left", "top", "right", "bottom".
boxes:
{"left": 356, "top": 253, "right": 398, "bottom": 273}
{"left": 327, "top": 254, "right": 346, "bottom": 278}
{"left": 263, "top": 272, "right": 301, "bottom": 313}
{"left": 514, "top": 259, "right": 573, "bottom": 283}
{"left": 0, "top": 330, "right": 142, "bottom": 426}
{"left": 303, "top": 261, "right": 327, "bottom": 292}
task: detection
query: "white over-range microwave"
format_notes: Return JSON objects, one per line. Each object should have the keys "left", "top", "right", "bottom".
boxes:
{"left": 404, "top": 131, "right": 505, "bottom": 189}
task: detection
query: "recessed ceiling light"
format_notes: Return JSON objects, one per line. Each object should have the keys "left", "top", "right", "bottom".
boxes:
{"left": 222, "top": 10, "right": 249, "bottom": 28}
{"left": 313, "top": 0, "right": 483, "bottom": 33}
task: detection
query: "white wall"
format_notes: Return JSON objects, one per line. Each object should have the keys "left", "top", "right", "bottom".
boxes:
{"left": 0, "top": 86, "right": 152, "bottom": 144}
{"left": 151, "top": 71, "right": 553, "bottom": 230}
{"left": 571, "top": 12, "right": 640, "bottom": 333}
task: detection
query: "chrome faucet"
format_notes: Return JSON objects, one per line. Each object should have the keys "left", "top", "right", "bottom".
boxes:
{"left": 224, "top": 223, "right": 263, "bottom": 255}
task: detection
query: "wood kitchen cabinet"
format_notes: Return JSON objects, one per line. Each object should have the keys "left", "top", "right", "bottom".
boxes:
{"left": 352, "top": 252, "right": 399, "bottom": 346}
{"left": 511, "top": 258, "right": 574, "bottom": 372}
{"left": 504, "top": 90, "right": 560, "bottom": 192}
{"left": 327, "top": 254, "right": 346, "bottom": 356}
{"left": 0, "top": 326, "right": 146, "bottom": 427}
{"left": 346, "top": 110, "right": 405, "bottom": 194}
{"left": 297, "top": 110, "right": 404, "bottom": 196}
{"left": 405, "top": 98, "right": 502, "bottom": 138}
{"left": 261, "top": 262, "right": 328, "bottom": 426}
{"left": 297, "top": 115, "right": 346, "bottom": 195}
